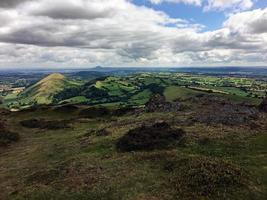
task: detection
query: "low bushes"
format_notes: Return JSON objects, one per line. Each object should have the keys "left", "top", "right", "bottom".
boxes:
{"left": 116, "top": 121, "right": 185, "bottom": 152}
{"left": 20, "top": 119, "right": 70, "bottom": 130}
{"left": 165, "top": 156, "right": 249, "bottom": 199}
{"left": 0, "top": 121, "right": 19, "bottom": 146}
{"left": 79, "top": 107, "right": 110, "bottom": 118}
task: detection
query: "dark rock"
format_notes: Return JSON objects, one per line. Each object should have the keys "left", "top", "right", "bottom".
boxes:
{"left": 193, "top": 97, "right": 259, "bottom": 126}
{"left": 145, "top": 94, "right": 180, "bottom": 112}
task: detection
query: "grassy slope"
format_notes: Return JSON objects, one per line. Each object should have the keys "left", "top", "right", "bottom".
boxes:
{"left": 0, "top": 109, "right": 266, "bottom": 200}
{"left": 3, "top": 72, "right": 264, "bottom": 109}
{"left": 18, "top": 73, "right": 81, "bottom": 105}
{"left": 164, "top": 86, "right": 261, "bottom": 105}
{"left": 95, "top": 77, "right": 138, "bottom": 97}
{"left": 129, "top": 89, "right": 152, "bottom": 105}
{"left": 164, "top": 86, "right": 206, "bottom": 101}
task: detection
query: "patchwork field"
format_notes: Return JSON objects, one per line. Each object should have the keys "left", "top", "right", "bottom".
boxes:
{"left": 2, "top": 72, "right": 266, "bottom": 109}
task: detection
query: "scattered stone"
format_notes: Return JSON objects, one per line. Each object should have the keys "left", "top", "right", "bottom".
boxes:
{"left": 116, "top": 121, "right": 185, "bottom": 152}
{"left": 193, "top": 98, "right": 259, "bottom": 126}
{"left": 145, "top": 94, "right": 180, "bottom": 112}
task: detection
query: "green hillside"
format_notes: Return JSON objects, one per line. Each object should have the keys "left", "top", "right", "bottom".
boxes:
{"left": 17, "top": 73, "right": 81, "bottom": 105}
{"left": 4, "top": 72, "right": 264, "bottom": 109}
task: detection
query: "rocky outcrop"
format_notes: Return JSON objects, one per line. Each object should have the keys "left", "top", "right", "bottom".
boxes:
{"left": 193, "top": 98, "right": 259, "bottom": 126}
{"left": 145, "top": 94, "right": 180, "bottom": 112}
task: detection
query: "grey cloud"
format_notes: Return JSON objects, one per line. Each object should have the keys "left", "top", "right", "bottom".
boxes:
{"left": 248, "top": 18, "right": 267, "bottom": 34}
{"left": 0, "top": 0, "right": 266, "bottom": 68}
{"left": 0, "top": 0, "right": 31, "bottom": 8}
{"left": 28, "top": 1, "right": 115, "bottom": 20}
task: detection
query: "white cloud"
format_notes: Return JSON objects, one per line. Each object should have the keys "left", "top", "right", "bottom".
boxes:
{"left": 0, "top": 0, "right": 266, "bottom": 68}
{"left": 149, "top": 0, "right": 201, "bottom": 6}
{"left": 224, "top": 7, "right": 267, "bottom": 34}
{"left": 204, "top": 0, "right": 254, "bottom": 12}
{"left": 149, "top": 0, "right": 255, "bottom": 13}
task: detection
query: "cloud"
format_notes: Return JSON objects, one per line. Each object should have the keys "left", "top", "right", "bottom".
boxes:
{"left": 23, "top": 0, "right": 118, "bottom": 20}
{"left": 149, "top": 0, "right": 201, "bottom": 6}
{"left": 149, "top": 0, "right": 255, "bottom": 13}
{"left": 0, "top": 0, "right": 32, "bottom": 8}
{"left": 224, "top": 7, "right": 267, "bottom": 34}
{"left": 0, "top": 0, "right": 266, "bottom": 68}
{"left": 204, "top": 0, "right": 254, "bottom": 12}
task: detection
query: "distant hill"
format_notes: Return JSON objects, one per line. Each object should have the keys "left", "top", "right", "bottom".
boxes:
{"left": 72, "top": 71, "right": 107, "bottom": 80}
{"left": 18, "top": 73, "right": 81, "bottom": 105}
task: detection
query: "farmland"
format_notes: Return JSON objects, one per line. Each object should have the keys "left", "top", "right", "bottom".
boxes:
{"left": 0, "top": 69, "right": 266, "bottom": 200}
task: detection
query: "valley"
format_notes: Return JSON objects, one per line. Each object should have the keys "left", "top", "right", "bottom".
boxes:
{"left": 0, "top": 68, "right": 266, "bottom": 200}
{"left": 1, "top": 69, "right": 266, "bottom": 110}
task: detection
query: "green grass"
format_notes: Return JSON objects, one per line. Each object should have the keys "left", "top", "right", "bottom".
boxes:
{"left": 60, "top": 96, "right": 88, "bottom": 104}
{"left": 3, "top": 72, "right": 266, "bottom": 110}
{"left": 17, "top": 73, "right": 82, "bottom": 105}
{"left": 129, "top": 89, "right": 152, "bottom": 105}
{"left": 95, "top": 77, "right": 138, "bottom": 97}
{"left": 0, "top": 104, "right": 266, "bottom": 199}
{"left": 164, "top": 85, "right": 262, "bottom": 105}
{"left": 164, "top": 86, "right": 206, "bottom": 101}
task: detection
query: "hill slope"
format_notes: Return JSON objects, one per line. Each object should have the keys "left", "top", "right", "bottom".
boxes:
{"left": 18, "top": 73, "right": 80, "bottom": 105}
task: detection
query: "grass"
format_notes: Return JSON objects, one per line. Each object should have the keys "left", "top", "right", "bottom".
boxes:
{"left": 60, "top": 96, "right": 88, "bottom": 104}
{"left": 95, "top": 77, "right": 138, "bottom": 97}
{"left": 0, "top": 72, "right": 266, "bottom": 199}
{"left": 129, "top": 89, "right": 152, "bottom": 105}
{"left": 10, "top": 73, "right": 82, "bottom": 106}
{"left": 0, "top": 104, "right": 266, "bottom": 200}
{"left": 3, "top": 72, "right": 266, "bottom": 110}
{"left": 3, "top": 93, "right": 19, "bottom": 107}
{"left": 164, "top": 86, "right": 206, "bottom": 101}
{"left": 163, "top": 85, "right": 261, "bottom": 105}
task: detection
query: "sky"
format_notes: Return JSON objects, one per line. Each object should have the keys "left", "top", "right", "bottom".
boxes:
{"left": 0, "top": 0, "right": 266, "bottom": 69}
